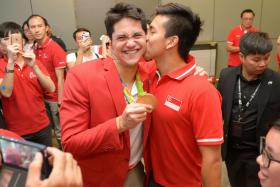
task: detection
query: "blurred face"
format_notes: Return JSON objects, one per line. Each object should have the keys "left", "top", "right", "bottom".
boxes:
{"left": 0, "top": 32, "right": 23, "bottom": 54}
{"left": 75, "top": 31, "right": 92, "bottom": 47}
{"left": 110, "top": 17, "right": 146, "bottom": 67}
{"left": 145, "top": 15, "right": 169, "bottom": 60}
{"left": 28, "top": 16, "right": 48, "bottom": 42}
{"left": 241, "top": 12, "right": 254, "bottom": 29}
{"left": 23, "top": 24, "right": 34, "bottom": 42}
{"left": 240, "top": 53, "right": 270, "bottom": 79}
{"left": 257, "top": 128, "right": 280, "bottom": 187}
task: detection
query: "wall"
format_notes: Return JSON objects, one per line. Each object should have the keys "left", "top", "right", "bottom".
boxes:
{"left": 0, "top": 0, "right": 279, "bottom": 74}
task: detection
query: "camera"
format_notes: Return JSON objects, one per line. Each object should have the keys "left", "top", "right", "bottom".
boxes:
{"left": 81, "top": 32, "right": 90, "bottom": 42}
{"left": 0, "top": 136, "right": 52, "bottom": 186}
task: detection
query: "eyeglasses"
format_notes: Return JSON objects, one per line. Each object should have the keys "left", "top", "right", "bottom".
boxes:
{"left": 260, "top": 137, "right": 280, "bottom": 168}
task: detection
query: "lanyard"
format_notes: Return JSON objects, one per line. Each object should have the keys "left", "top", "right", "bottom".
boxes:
{"left": 122, "top": 72, "right": 146, "bottom": 104}
{"left": 237, "top": 77, "right": 261, "bottom": 121}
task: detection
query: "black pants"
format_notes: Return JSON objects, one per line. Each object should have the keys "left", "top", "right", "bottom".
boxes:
{"left": 22, "top": 125, "right": 52, "bottom": 146}
{"left": 225, "top": 146, "right": 261, "bottom": 187}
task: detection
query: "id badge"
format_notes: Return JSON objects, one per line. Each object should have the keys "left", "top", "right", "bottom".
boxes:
{"left": 231, "top": 121, "right": 243, "bottom": 138}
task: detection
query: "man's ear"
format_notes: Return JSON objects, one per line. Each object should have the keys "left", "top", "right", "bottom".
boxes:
{"left": 166, "top": 35, "right": 179, "bottom": 49}
{"left": 239, "top": 52, "right": 245, "bottom": 64}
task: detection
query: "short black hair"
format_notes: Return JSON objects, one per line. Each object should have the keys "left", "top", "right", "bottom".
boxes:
{"left": 154, "top": 3, "right": 202, "bottom": 59}
{"left": 26, "top": 14, "right": 49, "bottom": 27}
{"left": 239, "top": 32, "right": 272, "bottom": 56}
{"left": 0, "top": 21, "right": 24, "bottom": 38}
{"left": 241, "top": 9, "right": 255, "bottom": 18}
{"left": 72, "top": 28, "right": 91, "bottom": 40}
{"left": 105, "top": 2, "right": 147, "bottom": 40}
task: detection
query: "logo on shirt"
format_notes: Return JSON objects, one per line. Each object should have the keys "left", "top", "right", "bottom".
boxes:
{"left": 164, "top": 95, "right": 182, "bottom": 111}
{"left": 29, "top": 72, "right": 37, "bottom": 79}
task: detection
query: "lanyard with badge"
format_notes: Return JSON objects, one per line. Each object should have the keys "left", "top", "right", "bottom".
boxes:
{"left": 231, "top": 77, "right": 261, "bottom": 138}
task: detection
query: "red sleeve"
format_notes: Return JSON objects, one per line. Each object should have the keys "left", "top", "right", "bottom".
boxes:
{"left": 60, "top": 69, "right": 123, "bottom": 159}
{"left": 0, "top": 59, "right": 7, "bottom": 78}
{"left": 190, "top": 81, "right": 224, "bottom": 145}
{"left": 0, "top": 129, "right": 24, "bottom": 140}
{"left": 52, "top": 44, "right": 66, "bottom": 69}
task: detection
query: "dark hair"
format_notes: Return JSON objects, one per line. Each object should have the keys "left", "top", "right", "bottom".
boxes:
{"left": 239, "top": 32, "right": 272, "bottom": 56}
{"left": 0, "top": 22, "right": 24, "bottom": 38}
{"left": 72, "top": 28, "right": 91, "bottom": 40}
{"left": 104, "top": 2, "right": 147, "bottom": 40}
{"left": 154, "top": 3, "right": 202, "bottom": 59}
{"left": 21, "top": 20, "right": 29, "bottom": 41}
{"left": 241, "top": 9, "right": 255, "bottom": 18}
{"left": 26, "top": 14, "right": 49, "bottom": 27}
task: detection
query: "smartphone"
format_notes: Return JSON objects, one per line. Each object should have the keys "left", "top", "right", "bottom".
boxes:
{"left": 81, "top": 32, "right": 90, "bottom": 41}
{"left": 10, "top": 33, "right": 24, "bottom": 53}
{"left": 0, "top": 136, "right": 52, "bottom": 186}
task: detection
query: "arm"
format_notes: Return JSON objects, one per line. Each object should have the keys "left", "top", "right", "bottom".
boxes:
{"left": 199, "top": 145, "right": 222, "bottom": 187}
{"left": 23, "top": 52, "right": 55, "bottom": 92}
{"left": 55, "top": 68, "right": 65, "bottom": 104}
{"left": 227, "top": 43, "right": 239, "bottom": 53}
{"left": 0, "top": 44, "right": 19, "bottom": 97}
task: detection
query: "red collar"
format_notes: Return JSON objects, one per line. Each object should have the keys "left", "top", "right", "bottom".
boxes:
{"left": 35, "top": 36, "right": 52, "bottom": 49}
{"left": 157, "top": 55, "right": 196, "bottom": 81}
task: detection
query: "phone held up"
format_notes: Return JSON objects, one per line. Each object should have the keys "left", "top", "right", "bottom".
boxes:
{"left": 0, "top": 136, "right": 52, "bottom": 187}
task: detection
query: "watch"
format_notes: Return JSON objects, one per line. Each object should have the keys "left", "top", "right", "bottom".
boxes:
{"left": 5, "top": 67, "right": 14, "bottom": 73}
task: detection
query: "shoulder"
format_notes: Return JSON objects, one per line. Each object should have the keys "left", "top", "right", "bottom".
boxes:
{"left": 66, "top": 53, "right": 76, "bottom": 62}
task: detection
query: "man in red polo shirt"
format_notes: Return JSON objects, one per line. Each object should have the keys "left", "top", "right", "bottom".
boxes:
{"left": 0, "top": 21, "right": 55, "bottom": 146}
{"left": 227, "top": 9, "right": 258, "bottom": 67}
{"left": 144, "top": 3, "right": 223, "bottom": 187}
{"left": 27, "top": 15, "right": 66, "bottom": 148}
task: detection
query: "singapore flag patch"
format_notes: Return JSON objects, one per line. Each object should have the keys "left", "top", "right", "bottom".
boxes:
{"left": 164, "top": 95, "right": 182, "bottom": 111}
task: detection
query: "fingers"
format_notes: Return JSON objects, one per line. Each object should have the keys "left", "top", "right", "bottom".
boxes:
{"left": 25, "top": 152, "right": 43, "bottom": 186}
{"left": 46, "top": 147, "right": 66, "bottom": 177}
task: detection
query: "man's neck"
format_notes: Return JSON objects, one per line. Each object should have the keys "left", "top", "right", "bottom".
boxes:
{"left": 156, "top": 52, "right": 186, "bottom": 76}
{"left": 242, "top": 68, "right": 259, "bottom": 81}
{"left": 115, "top": 61, "right": 138, "bottom": 89}
{"left": 37, "top": 36, "right": 48, "bottom": 46}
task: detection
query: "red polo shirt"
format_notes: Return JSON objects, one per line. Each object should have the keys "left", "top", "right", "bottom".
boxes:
{"left": 34, "top": 37, "right": 66, "bottom": 101}
{"left": 227, "top": 25, "right": 258, "bottom": 66}
{"left": 0, "top": 59, "right": 49, "bottom": 136}
{"left": 149, "top": 55, "right": 223, "bottom": 187}
{"left": 0, "top": 129, "right": 23, "bottom": 140}
{"left": 277, "top": 53, "right": 280, "bottom": 72}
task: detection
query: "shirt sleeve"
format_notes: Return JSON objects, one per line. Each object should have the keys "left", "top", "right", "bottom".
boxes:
{"left": 60, "top": 68, "right": 124, "bottom": 159}
{"left": 227, "top": 28, "right": 235, "bottom": 44}
{"left": 66, "top": 53, "right": 76, "bottom": 63}
{"left": 191, "top": 81, "right": 224, "bottom": 145}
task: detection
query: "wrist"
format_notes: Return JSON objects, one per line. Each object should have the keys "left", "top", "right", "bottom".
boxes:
{"left": 116, "top": 116, "right": 126, "bottom": 133}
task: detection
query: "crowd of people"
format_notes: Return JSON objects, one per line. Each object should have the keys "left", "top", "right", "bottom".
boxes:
{"left": 0, "top": 2, "right": 280, "bottom": 187}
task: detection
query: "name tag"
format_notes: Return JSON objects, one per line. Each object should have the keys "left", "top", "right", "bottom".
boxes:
{"left": 164, "top": 95, "right": 182, "bottom": 111}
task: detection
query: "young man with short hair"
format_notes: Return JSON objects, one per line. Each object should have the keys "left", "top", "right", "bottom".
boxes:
{"left": 145, "top": 3, "right": 223, "bottom": 187}
{"left": 218, "top": 32, "right": 280, "bottom": 187}
{"left": 227, "top": 9, "right": 258, "bottom": 67}
{"left": 60, "top": 3, "right": 153, "bottom": 187}
{"left": 27, "top": 15, "right": 66, "bottom": 148}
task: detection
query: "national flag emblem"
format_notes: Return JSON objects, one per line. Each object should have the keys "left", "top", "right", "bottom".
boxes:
{"left": 164, "top": 95, "right": 182, "bottom": 111}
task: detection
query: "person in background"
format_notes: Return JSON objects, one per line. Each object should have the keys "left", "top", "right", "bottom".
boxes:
{"left": 257, "top": 115, "right": 280, "bottom": 187}
{"left": 227, "top": 9, "right": 258, "bottom": 67}
{"left": 218, "top": 32, "right": 280, "bottom": 187}
{"left": 22, "top": 20, "right": 35, "bottom": 53}
{"left": 66, "top": 28, "right": 100, "bottom": 69}
{"left": 27, "top": 14, "right": 66, "bottom": 149}
{"left": 144, "top": 3, "right": 223, "bottom": 187}
{"left": 0, "top": 21, "right": 55, "bottom": 146}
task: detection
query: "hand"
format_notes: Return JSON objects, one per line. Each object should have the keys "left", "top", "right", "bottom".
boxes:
{"left": 7, "top": 43, "right": 20, "bottom": 64}
{"left": 25, "top": 147, "right": 83, "bottom": 187}
{"left": 78, "top": 38, "right": 92, "bottom": 53}
{"left": 22, "top": 51, "right": 36, "bottom": 68}
{"left": 194, "top": 65, "right": 208, "bottom": 77}
{"left": 117, "top": 103, "right": 152, "bottom": 133}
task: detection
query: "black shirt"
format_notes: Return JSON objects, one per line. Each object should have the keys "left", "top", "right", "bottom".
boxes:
{"left": 229, "top": 72, "right": 262, "bottom": 149}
